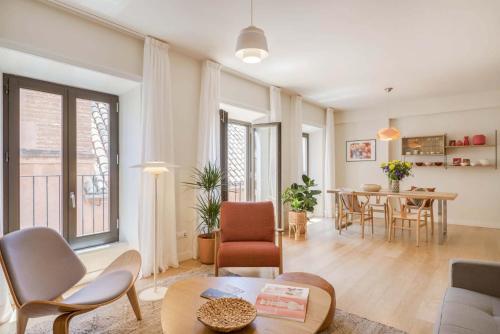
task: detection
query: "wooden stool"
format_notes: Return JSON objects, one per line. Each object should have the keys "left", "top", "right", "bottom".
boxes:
{"left": 276, "top": 272, "right": 335, "bottom": 332}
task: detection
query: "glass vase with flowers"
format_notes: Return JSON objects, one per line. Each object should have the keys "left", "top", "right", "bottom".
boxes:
{"left": 380, "top": 160, "right": 413, "bottom": 192}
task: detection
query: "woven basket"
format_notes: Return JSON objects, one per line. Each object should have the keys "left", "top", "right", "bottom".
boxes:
{"left": 289, "top": 211, "right": 307, "bottom": 233}
{"left": 197, "top": 298, "right": 257, "bottom": 332}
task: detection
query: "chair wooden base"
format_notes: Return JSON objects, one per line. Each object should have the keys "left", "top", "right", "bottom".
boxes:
{"left": 7, "top": 250, "right": 143, "bottom": 334}
{"left": 339, "top": 208, "right": 374, "bottom": 239}
{"left": 389, "top": 214, "right": 429, "bottom": 247}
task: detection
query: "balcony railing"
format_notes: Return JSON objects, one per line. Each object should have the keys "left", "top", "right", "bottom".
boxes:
{"left": 19, "top": 174, "right": 109, "bottom": 236}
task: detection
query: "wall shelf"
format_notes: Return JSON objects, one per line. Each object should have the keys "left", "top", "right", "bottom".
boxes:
{"left": 445, "top": 145, "right": 496, "bottom": 149}
{"left": 401, "top": 130, "right": 498, "bottom": 170}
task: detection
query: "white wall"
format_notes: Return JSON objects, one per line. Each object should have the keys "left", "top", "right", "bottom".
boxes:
{"left": 334, "top": 91, "right": 500, "bottom": 229}
{"left": 335, "top": 118, "right": 390, "bottom": 188}
{"left": 389, "top": 109, "right": 500, "bottom": 228}
{"left": 169, "top": 51, "right": 201, "bottom": 260}
{"left": 0, "top": 0, "right": 143, "bottom": 81}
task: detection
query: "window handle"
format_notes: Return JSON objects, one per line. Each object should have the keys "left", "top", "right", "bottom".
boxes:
{"left": 70, "top": 192, "right": 76, "bottom": 209}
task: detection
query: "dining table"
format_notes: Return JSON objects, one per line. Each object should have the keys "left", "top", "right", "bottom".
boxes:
{"left": 327, "top": 189, "right": 458, "bottom": 245}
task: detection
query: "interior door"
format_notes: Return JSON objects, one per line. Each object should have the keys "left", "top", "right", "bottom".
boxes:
{"left": 252, "top": 122, "right": 282, "bottom": 228}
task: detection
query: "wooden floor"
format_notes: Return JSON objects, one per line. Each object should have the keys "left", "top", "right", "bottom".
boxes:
{"left": 159, "top": 218, "right": 500, "bottom": 334}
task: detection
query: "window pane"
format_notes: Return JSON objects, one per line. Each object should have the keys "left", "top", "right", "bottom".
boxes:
{"left": 227, "top": 123, "right": 248, "bottom": 202}
{"left": 19, "top": 88, "right": 63, "bottom": 233}
{"left": 76, "top": 99, "right": 110, "bottom": 236}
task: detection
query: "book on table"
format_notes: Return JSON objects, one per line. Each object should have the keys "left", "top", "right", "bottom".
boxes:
{"left": 255, "top": 283, "right": 309, "bottom": 322}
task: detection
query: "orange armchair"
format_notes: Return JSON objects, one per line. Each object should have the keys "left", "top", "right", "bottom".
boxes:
{"left": 215, "top": 201, "right": 283, "bottom": 276}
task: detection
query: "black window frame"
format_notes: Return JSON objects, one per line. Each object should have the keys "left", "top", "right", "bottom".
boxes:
{"left": 3, "top": 74, "right": 119, "bottom": 249}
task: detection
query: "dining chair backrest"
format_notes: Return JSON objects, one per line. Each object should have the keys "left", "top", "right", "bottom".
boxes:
{"left": 0, "top": 227, "right": 86, "bottom": 306}
{"left": 407, "top": 186, "right": 436, "bottom": 208}
{"left": 340, "top": 192, "right": 362, "bottom": 213}
{"left": 386, "top": 195, "right": 404, "bottom": 213}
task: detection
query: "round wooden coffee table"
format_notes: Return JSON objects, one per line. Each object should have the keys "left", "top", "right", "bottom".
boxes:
{"left": 161, "top": 276, "right": 331, "bottom": 333}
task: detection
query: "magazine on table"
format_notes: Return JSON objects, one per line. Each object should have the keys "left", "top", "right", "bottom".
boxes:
{"left": 200, "top": 284, "right": 245, "bottom": 300}
{"left": 255, "top": 283, "right": 309, "bottom": 322}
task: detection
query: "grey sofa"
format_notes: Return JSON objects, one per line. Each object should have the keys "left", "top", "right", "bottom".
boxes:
{"left": 435, "top": 259, "right": 500, "bottom": 334}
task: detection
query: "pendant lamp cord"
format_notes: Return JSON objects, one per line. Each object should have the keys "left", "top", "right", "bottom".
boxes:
{"left": 250, "top": 0, "right": 253, "bottom": 26}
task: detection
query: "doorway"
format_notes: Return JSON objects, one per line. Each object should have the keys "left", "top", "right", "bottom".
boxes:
{"left": 220, "top": 109, "right": 282, "bottom": 227}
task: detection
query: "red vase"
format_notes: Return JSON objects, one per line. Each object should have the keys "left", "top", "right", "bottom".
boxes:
{"left": 472, "top": 134, "right": 486, "bottom": 145}
{"left": 463, "top": 136, "right": 470, "bottom": 146}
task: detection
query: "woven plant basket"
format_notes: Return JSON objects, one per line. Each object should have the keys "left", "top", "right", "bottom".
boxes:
{"left": 289, "top": 211, "right": 307, "bottom": 234}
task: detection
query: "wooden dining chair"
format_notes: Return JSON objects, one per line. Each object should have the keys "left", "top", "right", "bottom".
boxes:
{"left": 387, "top": 195, "right": 429, "bottom": 247}
{"left": 406, "top": 186, "right": 436, "bottom": 236}
{"left": 370, "top": 195, "right": 389, "bottom": 230}
{"left": 338, "top": 191, "right": 374, "bottom": 238}
{"left": 0, "top": 227, "right": 142, "bottom": 334}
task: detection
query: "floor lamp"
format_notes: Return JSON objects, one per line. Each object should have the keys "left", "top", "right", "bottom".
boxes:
{"left": 132, "top": 161, "right": 176, "bottom": 301}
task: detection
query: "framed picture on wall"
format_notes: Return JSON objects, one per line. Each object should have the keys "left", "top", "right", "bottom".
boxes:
{"left": 346, "top": 139, "right": 376, "bottom": 162}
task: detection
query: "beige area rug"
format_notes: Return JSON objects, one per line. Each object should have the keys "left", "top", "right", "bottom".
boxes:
{"left": 22, "top": 266, "right": 405, "bottom": 334}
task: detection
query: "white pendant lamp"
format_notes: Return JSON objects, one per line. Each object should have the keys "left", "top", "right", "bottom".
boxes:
{"left": 235, "top": 0, "right": 269, "bottom": 63}
{"left": 377, "top": 88, "right": 401, "bottom": 141}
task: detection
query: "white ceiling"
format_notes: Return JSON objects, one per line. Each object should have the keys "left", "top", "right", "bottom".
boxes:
{"left": 54, "top": 0, "right": 500, "bottom": 110}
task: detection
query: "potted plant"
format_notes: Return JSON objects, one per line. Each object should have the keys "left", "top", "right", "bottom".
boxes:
{"left": 282, "top": 175, "right": 322, "bottom": 234}
{"left": 380, "top": 160, "right": 413, "bottom": 192}
{"left": 185, "top": 163, "right": 222, "bottom": 264}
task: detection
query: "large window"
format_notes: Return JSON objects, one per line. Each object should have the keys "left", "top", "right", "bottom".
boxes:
{"left": 3, "top": 74, "right": 119, "bottom": 249}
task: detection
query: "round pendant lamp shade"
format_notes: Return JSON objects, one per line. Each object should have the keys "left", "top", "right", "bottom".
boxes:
{"left": 377, "top": 127, "right": 401, "bottom": 141}
{"left": 235, "top": 25, "right": 269, "bottom": 63}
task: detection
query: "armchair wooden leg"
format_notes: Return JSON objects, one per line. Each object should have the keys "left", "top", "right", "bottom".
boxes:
{"left": 215, "top": 264, "right": 219, "bottom": 277}
{"left": 53, "top": 311, "right": 84, "bottom": 334}
{"left": 17, "top": 310, "right": 28, "bottom": 334}
{"left": 127, "top": 285, "right": 142, "bottom": 321}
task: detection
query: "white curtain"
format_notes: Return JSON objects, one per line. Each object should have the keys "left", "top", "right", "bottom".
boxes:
{"left": 194, "top": 60, "right": 221, "bottom": 258}
{"left": 268, "top": 86, "right": 281, "bottom": 221}
{"left": 139, "top": 37, "right": 178, "bottom": 277}
{"left": 197, "top": 60, "right": 222, "bottom": 168}
{"left": 324, "top": 107, "right": 336, "bottom": 217}
{"left": 288, "top": 95, "right": 304, "bottom": 184}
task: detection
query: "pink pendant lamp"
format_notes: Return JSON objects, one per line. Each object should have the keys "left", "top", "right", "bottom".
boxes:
{"left": 377, "top": 88, "right": 400, "bottom": 141}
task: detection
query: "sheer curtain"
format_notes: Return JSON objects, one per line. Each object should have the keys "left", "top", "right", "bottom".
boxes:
{"left": 288, "top": 95, "right": 304, "bottom": 184}
{"left": 139, "top": 37, "right": 178, "bottom": 277}
{"left": 324, "top": 107, "right": 336, "bottom": 217}
{"left": 197, "top": 60, "right": 222, "bottom": 168}
{"left": 195, "top": 60, "right": 221, "bottom": 257}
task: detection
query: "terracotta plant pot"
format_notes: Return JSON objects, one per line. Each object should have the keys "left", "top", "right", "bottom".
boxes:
{"left": 289, "top": 211, "right": 307, "bottom": 234}
{"left": 198, "top": 233, "right": 215, "bottom": 265}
